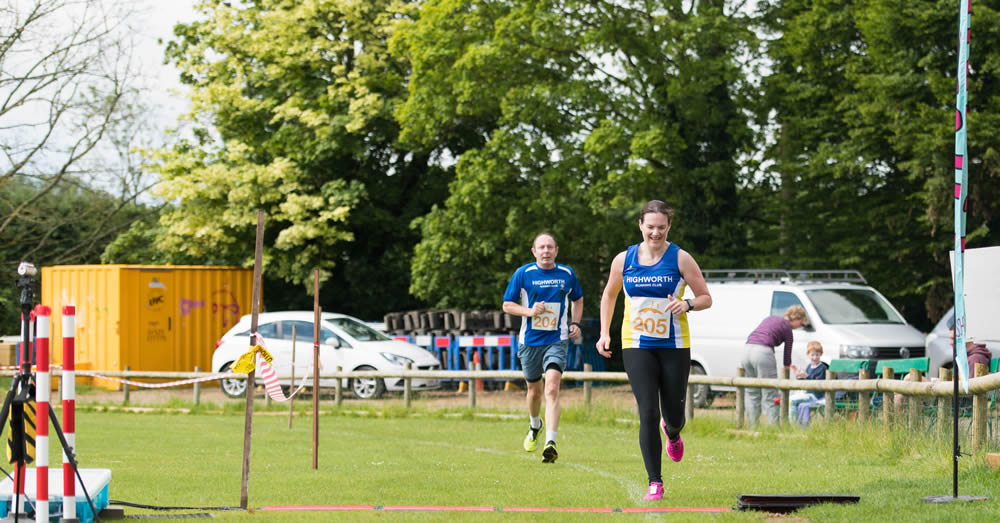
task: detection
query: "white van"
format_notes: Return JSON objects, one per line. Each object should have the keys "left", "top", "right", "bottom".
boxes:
{"left": 682, "top": 270, "right": 926, "bottom": 407}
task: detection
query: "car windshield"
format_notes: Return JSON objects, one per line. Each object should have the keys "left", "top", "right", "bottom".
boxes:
{"left": 805, "top": 289, "right": 906, "bottom": 325}
{"left": 328, "top": 317, "right": 392, "bottom": 341}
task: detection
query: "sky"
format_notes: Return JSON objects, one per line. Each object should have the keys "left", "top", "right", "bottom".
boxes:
{"left": 132, "top": 0, "right": 200, "bottom": 133}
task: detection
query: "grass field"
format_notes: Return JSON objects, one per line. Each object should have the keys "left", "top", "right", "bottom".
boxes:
{"left": 17, "top": 390, "right": 989, "bottom": 522}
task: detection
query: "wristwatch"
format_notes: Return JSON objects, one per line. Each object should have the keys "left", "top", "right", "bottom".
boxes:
{"left": 684, "top": 299, "right": 695, "bottom": 312}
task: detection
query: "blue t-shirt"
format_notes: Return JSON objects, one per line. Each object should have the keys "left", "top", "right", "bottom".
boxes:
{"left": 621, "top": 242, "right": 689, "bottom": 349}
{"left": 804, "top": 361, "right": 829, "bottom": 399}
{"left": 503, "top": 262, "right": 583, "bottom": 346}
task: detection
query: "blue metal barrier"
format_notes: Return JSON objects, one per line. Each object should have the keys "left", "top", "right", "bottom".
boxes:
{"left": 412, "top": 335, "right": 455, "bottom": 376}
{"left": 455, "top": 335, "right": 519, "bottom": 374}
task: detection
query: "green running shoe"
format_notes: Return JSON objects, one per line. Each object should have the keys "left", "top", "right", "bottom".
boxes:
{"left": 542, "top": 441, "right": 558, "bottom": 463}
{"left": 523, "top": 424, "right": 541, "bottom": 452}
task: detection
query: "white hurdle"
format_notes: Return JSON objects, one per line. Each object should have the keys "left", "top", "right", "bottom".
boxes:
{"left": 62, "top": 305, "right": 77, "bottom": 521}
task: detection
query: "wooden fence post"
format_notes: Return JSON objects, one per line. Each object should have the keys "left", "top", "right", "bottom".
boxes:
{"left": 469, "top": 362, "right": 478, "bottom": 408}
{"left": 908, "top": 369, "right": 924, "bottom": 430}
{"left": 824, "top": 370, "right": 835, "bottom": 421}
{"left": 883, "top": 367, "right": 895, "bottom": 428}
{"left": 335, "top": 366, "right": 343, "bottom": 406}
{"left": 973, "top": 363, "right": 988, "bottom": 452}
{"left": 583, "top": 363, "right": 592, "bottom": 407}
{"left": 858, "top": 369, "right": 870, "bottom": 425}
{"left": 735, "top": 367, "right": 745, "bottom": 429}
{"left": 193, "top": 366, "right": 201, "bottom": 406}
{"left": 123, "top": 365, "right": 130, "bottom": 404}
{"left": 404, "top": 362, "right": 412, "bottom": 409}
{"left": 938, "top": 368, "right": 952, "bottom": 439}
{"left": 779, "top": 367, "right": 790, "bottom": 426}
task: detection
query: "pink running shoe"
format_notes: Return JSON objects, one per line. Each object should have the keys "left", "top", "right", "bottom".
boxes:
{"left": 666, "top": 430, "right": 684, "bottom": 463}
{"left": 643, "top": 482, "right": 664, "bottom": 501}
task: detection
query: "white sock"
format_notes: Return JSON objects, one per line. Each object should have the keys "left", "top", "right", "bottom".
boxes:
{"left": 530, "top": 416, "right": 541, "bottom": 430}
{"left": 546, "top": 430, "right": 557, "bottom": 444}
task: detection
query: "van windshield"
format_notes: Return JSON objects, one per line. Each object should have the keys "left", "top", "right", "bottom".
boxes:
{"left": 805, "top": 289, "right": 905, "bottom": 325}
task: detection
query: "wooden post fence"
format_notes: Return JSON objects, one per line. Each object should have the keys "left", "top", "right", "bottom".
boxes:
{"left": 404, "top": 362, "right": 412, "bottom": 409}
{"left": 123, "top": 365, "right": 130, "bottom": 404}
{"left": 779, "top": 367, "right": 790, "bottom": 426}
{"left": 857, "top": 369, "right": 870, "bottom": 425}
{"left": 882, "top": 367, "right": 895, "bottom": 428}
{"left": 735, "top": 367, "right": 745, "bottom": 428}
{"left": 468, "top": 362, "right": 478, "bottom": 408}
{"left": 973, "top": 363, "right": 988, "bottom": 452}
{"left": 824, "top": 370, "right": 835, "bottom": 421}
{"left": 335, "top": 366, "right": 343, "bottom": 406}
{"left": 907, "top": 368, "right": 921, "bottom": 430}
{"left": 193, "top": 366, "right": 201, "bottom": 406}
{"left": 938, "top": 368, "right": 952, "bottom": 439}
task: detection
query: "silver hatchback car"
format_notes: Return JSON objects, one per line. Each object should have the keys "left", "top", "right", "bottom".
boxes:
{"left": 211, "top": 311, "right": 442, "bottom": 399}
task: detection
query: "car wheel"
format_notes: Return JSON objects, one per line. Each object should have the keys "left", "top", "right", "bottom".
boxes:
{"left": 219, "top": 362, "right": 247, "bottom": 398}
{"left": 350, "top": 365, "right": 385, "bottom": 399}
{"left": 690, "top": 363, "right": 713, "bottom": 408}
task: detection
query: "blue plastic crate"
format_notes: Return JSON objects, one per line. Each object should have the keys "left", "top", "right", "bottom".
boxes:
{"left": 0, "top": 468, "right": 110, "bottom": 522}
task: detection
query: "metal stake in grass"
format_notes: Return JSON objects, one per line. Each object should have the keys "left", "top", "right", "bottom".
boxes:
{"left": 312, "top": 269, "right": 320, "bottom": 469}
{"left": 289, "top": 325, "right": 296, "bottom": 428}
{"left": 240, "top": 209, "right": 265, "bottom": 509}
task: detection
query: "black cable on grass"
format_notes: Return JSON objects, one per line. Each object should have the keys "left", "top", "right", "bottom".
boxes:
{"left": 111, "top": 500, "right": 245, "bottom": 511}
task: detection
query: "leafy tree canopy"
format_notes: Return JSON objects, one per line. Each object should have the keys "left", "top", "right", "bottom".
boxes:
{"left": 395, "top": 0, "right": 759, "bottom": 311}
{"left": 129, "top": 0, "right": 450, "bottom": 319}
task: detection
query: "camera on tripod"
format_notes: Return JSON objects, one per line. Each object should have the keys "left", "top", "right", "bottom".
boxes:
{"left": 15, "top": 262, "right": 37, "bottom": 312}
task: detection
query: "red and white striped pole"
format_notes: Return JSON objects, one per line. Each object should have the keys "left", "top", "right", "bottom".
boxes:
{"left": 62, "top": 305, "right": 77, "bottom": 521}
{"left": 34, "top": 305, "right": 51, "bottom": 522}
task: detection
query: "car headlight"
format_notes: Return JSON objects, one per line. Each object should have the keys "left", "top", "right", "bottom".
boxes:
{"left": 839, "top": 345, "right": 875, "bottom": 359}
{"left": 380, "top": 352, "right": 414, "bottom": 367}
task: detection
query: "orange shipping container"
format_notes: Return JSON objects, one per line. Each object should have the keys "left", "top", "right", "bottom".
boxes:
{"left": 41, "top": 265, "right": 253, "bottom": 389}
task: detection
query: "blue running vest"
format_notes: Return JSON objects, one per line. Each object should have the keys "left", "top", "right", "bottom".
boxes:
{"left": 621, "top": 243, "right": 690, "bottom": 349}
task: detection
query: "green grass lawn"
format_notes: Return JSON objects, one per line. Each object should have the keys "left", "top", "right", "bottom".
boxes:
{"left": 27, "top": 397, "right": 992, "bottom": 522}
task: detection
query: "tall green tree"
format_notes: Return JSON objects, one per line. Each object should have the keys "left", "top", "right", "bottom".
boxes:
{"left": 758, "top": 0, "right": 1000, "bottom": 328}
{"left": 396, "top": 0, "right": 759, "bottom": 310}
{"left": 134, "top": 0, "right": 450, "bottom": 319}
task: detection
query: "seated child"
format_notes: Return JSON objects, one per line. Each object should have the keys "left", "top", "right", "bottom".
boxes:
{"left": 788, "top": 341, "right": 828, "bottom": 426}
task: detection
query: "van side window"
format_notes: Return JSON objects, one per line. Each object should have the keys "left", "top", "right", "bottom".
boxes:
{"left": 771, "top": 291, "right": 804, "bottom": 317}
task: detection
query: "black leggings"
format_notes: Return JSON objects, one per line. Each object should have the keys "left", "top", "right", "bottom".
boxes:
{"left": 623, "top": 348, "right": 690, "bottom": 483}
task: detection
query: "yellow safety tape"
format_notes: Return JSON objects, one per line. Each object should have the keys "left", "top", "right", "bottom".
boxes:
{"left": 232, "top": 345, "right": 272, "bottom": 374}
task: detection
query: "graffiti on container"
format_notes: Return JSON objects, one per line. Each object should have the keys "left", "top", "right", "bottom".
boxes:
{"left": 146, "top": 321, "right": 167, "bottom": 342}
{"left": 180, "top": 298, "right": 205, "bottom": 316}
{"left": 212, "top": 289, "right": 241, "bottom": 328}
